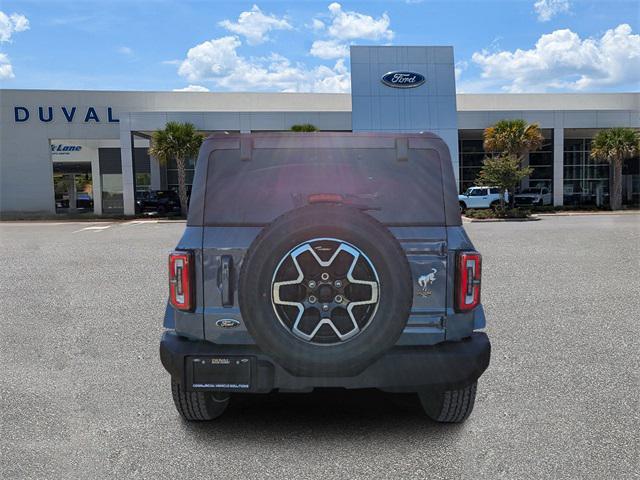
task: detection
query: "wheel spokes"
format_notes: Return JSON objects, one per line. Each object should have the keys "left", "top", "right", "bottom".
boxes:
{"left": 271, "top": 239, "right": 379, "bottom": 344}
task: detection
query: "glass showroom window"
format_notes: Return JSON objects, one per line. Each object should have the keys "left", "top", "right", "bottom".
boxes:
{"left": 134, "top": 148, "right": 152, "bottom": 192}
{"left": 166, "top": 156, "right": 196, "bottom": 194}
{"left": 528, "top": 132, "right": 553, "bottom": 191}
{"left": 563, "top": 138, "right": 609, "bottom": 206}
{"left": 622, "top": 153, "right": 640, "bottom": 207}
{"left": 460, "top": 131, "right": 553, "bottom": 194}
{"left": 459, "top": 138, "right": 485, "bottom": 193}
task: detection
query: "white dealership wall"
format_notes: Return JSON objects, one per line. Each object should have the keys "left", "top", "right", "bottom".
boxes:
{"left": 0, "top": 90, "right": 351, "bottom": 214}
{"left": 0, "top": 45, "right": 638, "bottom": 215}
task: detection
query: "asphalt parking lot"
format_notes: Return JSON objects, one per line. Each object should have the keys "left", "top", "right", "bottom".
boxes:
{"left": 1, "top": 215, "right": 638, "bottom": 479}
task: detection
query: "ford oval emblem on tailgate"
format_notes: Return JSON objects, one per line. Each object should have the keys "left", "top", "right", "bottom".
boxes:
{"left": 381, "top": 71, "right": 426, "bottom": 88}
{"left": 216, "top": 318, "right": 240, "bottom": 328}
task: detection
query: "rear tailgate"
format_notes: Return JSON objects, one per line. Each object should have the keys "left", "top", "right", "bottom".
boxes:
{"left": 186, "top": 133, "right": 461, "bottom": 345}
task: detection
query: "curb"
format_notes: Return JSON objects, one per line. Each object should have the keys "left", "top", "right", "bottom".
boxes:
{"left": 535, "top": 211, "right": 640, "bottom": 217}
{"left": 462, "top": 216, "right": 540, "bottom": 223}
{"left": 0, "top": 216, "right": 186, "bottom": 223}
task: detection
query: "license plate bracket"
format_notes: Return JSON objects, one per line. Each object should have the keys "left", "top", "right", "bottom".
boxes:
{"left": 187, "top": 356, "right": 253, "bottom": 392}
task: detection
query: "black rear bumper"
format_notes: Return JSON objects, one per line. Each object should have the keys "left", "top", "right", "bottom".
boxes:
{"left": 160, "top": 331, "right": 490, "bottom": 393}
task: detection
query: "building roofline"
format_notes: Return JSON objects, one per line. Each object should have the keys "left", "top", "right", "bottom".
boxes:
{"left": 1, "top": 89, "right": 637, "bottom": 112}
{"left": 456, "top": 92, "right": 639, "bottom": 111}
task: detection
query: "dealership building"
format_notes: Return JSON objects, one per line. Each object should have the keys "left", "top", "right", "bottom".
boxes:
{"left": 1, "top": 45, "right": 638, "bottom": 216}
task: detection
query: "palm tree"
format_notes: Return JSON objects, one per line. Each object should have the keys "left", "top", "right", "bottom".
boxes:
{"left": 590, "top": 128, "right": 640, "bottom": 210}
{"left": 483, "top": 119, "right": 544, "bottom": 160}
{"left": 148, "top": 122, "right": 203, "bottom": 216}
{"left": 483, "top": 119, "right": 544, "bottom": 207}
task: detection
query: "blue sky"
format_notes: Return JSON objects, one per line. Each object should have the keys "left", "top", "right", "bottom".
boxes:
{"left": 1, "top": 0, "right": 638, "bottom": 93}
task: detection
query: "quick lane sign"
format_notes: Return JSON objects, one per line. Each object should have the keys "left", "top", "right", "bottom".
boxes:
{"left": 381, "top": 71, "right": 426, "bottom": 89}
{"left": 14, "top": 106, "right": 119, "bottom": 123}
{"left": 51, "top": 144, "right": 83, "bottom": 155}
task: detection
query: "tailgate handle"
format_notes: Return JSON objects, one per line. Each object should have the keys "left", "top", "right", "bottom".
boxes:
{"left": 219, "top": 255, "right": 234, "bottom": 307}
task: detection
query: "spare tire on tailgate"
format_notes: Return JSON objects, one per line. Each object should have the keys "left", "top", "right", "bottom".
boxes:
{"left": 238, "top": 204, "right": 413, "bottom": 377}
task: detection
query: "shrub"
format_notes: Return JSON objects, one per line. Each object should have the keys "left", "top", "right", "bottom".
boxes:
{"left": 290, "top": 123, "right": 318, "bottom": 132}
{"left": 464, "top": 208, "right": 531, "bottom": 219}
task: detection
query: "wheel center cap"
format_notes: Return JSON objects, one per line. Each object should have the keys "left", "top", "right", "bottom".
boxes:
{"left": 317, "top": 284, "right": 333, "bottom": 302}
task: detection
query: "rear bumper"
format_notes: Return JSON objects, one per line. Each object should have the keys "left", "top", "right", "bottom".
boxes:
{"left": 160, "top": 331, "right": 490, "bottom": 393}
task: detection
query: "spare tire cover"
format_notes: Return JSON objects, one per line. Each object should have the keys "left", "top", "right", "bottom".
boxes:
{"left": 239, "top": 204, "right": 413, "bottom": 377}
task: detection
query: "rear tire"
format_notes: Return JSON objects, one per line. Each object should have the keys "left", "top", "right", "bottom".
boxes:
{"left": 459, "top": 202, "right": 467, "bottom": 213}
{"left": 419, "top": 382, "right": 477, "bottom": 423}
{"left": 171, "top": 380, "right": 230, "bottom": 421}
{"left": 490, "top": 201, "right": 500, "bottom": 210}
{"left": 238, "top": 204, "right": 413, "bottom": 377}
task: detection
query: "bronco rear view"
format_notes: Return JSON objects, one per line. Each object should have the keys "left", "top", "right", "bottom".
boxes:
{"left": 160, "top": 132, "right": 490, "bottom": 423}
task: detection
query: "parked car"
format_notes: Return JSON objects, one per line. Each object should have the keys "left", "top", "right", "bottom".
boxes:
{"left": 76, "top": 192, "right": 94, "bottom": 210}
{"left": 136, "top": 190, "right": 182, "bottom": 215}
{"left": 160, "top": 132, "right": 491, "bottom": 423}
{"left": 458, "top": 186, "right": 507, "bottom": 211}
{"left": 55, "top": 193, "right": 68, "bottom": 209}
{"left": 54, "top": 192, "right": 93, "bottom": 210}
{"left": 514, "top": 187, "right": 552, "bottom": 206}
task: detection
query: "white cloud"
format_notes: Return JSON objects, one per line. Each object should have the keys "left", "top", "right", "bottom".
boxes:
{"left": 0, "top": 52, "right": 14, "bottom": 79}
{"left": 178, "top": 36, "right": 243, "bottom": 82}
{"left": 177, "top": 35, "right": 350, "bottom": 92}
{"left": 325, "top": 3, "right": 393, "bottom": 41}
{"left": 310, "top": 18, "right": 325, "bottom": 31}
{"left": 117, "top": 46, "right": 133, "bottom": 55}
{"left": 173, "top": 85, "right": 210, "bottom": 92}
{"left": 177, "top": 4, "right": 395, "bottom": 92}
{"left": 308, "top": 3, "right": 393, "bottom": 60}
{"left": 0, "top": 11, "right": 29, "bottom": 42}
{"left": 310, "top": 39, "right": 349, "bottom": 60}
{"left": 454, "top": 60, "right": 468, "bottom": 81}
{"left": 471, "top": 24, "right": 640, "bottom": 92}
{"left": 219, "top": 4, "right": 292, "bottom": 45}
{"left": 533, "top": 0, "right": 570, "bottom": 22}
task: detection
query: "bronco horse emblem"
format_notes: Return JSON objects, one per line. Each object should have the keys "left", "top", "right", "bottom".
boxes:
{"left": 417, "top": 268, "right": 438, "bottom": 296}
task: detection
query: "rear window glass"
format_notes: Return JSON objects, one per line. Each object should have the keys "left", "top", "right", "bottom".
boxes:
{"left": 203, "top": 147, "right": 445, "bottom": 225}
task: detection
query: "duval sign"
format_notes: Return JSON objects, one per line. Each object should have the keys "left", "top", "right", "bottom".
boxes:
{"left": 14, "top": 106, "right": 119, "bottom": 123}
{"left": 381, "top": 71, "right": 426, "bottom": 88}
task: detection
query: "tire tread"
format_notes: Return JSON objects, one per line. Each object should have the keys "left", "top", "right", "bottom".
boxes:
{"left": 171, "top": 380, "right": 229, "bottom": 421}
{"left": 420, "top": 381, "right": 477, "bottom": 423}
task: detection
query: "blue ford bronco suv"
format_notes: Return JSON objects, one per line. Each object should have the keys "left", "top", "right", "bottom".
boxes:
{"left": 160, "top": 132, "right": 490, "bottom": 423}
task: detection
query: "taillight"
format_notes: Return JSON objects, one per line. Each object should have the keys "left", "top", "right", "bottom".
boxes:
{"left": 455, "top": 251, "right": 481, "bottom": 312}
{"left": 308, "top": 193, "right": 344, "bottom": 204}
{"left": 169, "top": 251, "right": 194, "bottom": 311}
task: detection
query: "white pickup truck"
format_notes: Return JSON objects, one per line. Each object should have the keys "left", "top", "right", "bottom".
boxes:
{"left": 514, "top": 187, "right": 552, "bottom": 206}
{"left": 458, "top": 186, "right": 507, "bottom": 211}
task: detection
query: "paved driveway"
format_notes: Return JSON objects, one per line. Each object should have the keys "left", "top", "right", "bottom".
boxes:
{"left": 1, "top": 215, "right": 638, "bottom": 479}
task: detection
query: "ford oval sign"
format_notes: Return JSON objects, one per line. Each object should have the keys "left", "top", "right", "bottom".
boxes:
{"left": 216, "top": 318, "right": 240, "bottom": 328}
{"left": 381, "top": 71, "right": 425, "bottom": 89}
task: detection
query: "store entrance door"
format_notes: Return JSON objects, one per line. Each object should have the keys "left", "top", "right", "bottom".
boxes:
{"left": 53, "top": 162, "right": 94, "bottom": 213}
